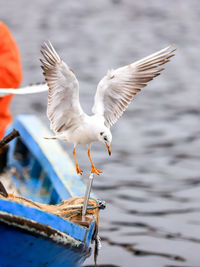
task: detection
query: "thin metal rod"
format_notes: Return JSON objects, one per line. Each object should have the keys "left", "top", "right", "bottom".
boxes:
{"left": 82, "top": 173, "right": 94, "bottom": 216}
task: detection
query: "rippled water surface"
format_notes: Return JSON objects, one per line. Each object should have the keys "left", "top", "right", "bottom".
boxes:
{"left": 1, "top": 1, "right": 200, "bottom": 266}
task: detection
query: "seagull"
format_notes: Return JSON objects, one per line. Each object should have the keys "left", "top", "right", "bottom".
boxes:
{"left": 40, "top": 42, "right": 176, "bottom": 175}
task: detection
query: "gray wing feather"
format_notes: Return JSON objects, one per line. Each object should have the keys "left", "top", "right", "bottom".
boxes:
{"left": 92, "top": 45, "right": 176, "bottom": 127}
{"left": 40, "top": 42, "right": 84, "bottom": 133}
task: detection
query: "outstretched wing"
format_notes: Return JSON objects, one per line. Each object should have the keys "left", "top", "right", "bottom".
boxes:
{"left": 92, "top": 45, "right": 176, "bottom": 127}
{"left": 40, "top": 42, "right": 84, "bottom": 133}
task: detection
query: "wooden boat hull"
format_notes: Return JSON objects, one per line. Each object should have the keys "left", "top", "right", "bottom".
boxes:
{"left": 0, "top": 115, "right": 99, "bottom": 267}
{"left": 0, "top": 221, "right": 90, "bottom": 267}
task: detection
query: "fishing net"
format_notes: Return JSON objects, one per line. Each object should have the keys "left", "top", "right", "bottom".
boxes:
{"left": 0, "top": 192, "right": 101, "bottom": 228}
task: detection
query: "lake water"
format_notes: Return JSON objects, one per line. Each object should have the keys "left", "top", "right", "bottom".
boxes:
{"left": 1, "top": 0, "right": 200, "bottom": 266}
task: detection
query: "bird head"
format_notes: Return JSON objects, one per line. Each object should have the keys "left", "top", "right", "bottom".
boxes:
{"left": 99, "top": 128, "right": 112, "bottom": 156}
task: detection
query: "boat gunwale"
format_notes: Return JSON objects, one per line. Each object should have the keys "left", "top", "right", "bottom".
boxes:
{"left": 6, "top": 114, "right": 89, "bottom": 200}
{"left": 0, "top": 198, "right": 96, "bottom": 246}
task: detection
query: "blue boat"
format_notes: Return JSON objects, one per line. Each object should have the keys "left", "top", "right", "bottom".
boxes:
{"left": 0, "top": 115, "right": 102, "bottom": 267}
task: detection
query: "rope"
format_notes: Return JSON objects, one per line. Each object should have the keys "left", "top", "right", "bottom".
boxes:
{"left": 0, "top": 194, "right": 100, "bottom": 228}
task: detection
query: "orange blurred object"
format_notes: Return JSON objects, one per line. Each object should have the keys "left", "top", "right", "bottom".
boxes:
{"left": 0, "top": 22, "right": 23, "bottom": 139}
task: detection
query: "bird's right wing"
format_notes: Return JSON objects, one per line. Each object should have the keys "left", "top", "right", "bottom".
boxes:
{"left": 40, "top": 42, "right": 84, "bottom": 133}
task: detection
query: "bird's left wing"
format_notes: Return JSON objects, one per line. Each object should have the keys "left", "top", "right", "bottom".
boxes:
{"left": 41, "top": 42, "right": 84, "bottom": 133}
{"left": 92, "top": 45, "right": 176, "bottom": 127}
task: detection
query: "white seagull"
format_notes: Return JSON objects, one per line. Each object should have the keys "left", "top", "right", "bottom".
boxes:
{"left": 40, "top": 42, "right": 176, "bottom": 175}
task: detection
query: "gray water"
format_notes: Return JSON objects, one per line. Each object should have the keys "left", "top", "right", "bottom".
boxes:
{"left": 1, "top": 1, "right": 200, "bottom": 266}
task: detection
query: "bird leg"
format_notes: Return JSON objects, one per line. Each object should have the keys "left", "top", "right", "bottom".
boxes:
{"left": 73, "top": 148, "right": 83, "bottom": 175}
{"left": 88, "top": 149, "right": 102, "bottom": 175}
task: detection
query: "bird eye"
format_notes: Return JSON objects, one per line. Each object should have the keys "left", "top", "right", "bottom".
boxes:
{"left": 104, "top": 137, "right": 108, "bottom": 141}
{"left": 100, "top": 132, "right": 104, "bottom": 136}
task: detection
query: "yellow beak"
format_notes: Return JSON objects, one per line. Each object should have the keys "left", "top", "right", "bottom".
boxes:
{"left": 106, "top": 144, "right": 111, "bottom": 156}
